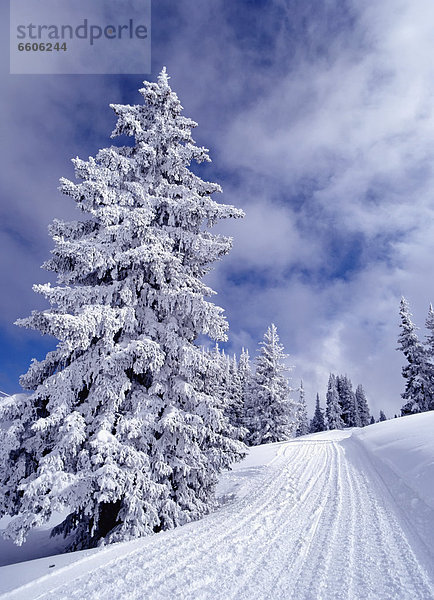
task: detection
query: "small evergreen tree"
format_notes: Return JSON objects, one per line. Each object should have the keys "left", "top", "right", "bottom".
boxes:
{"left": 337, "top": 375, "right": 360, "bottom": 427}
{"left": 295, "top": 381, "right": 309, "bottom": 437}
{"left": 0, "top": 69, "right": 245, "bottom": 550}
{"left": 219, "top": 349, "right": 232, "bottom": 408}
{"left": 225, "top": 355, "right": 248, "bottom": 441}
{"left": 226, "top": 355, "right": 241, "bottom": 423}
{"left": 201, "top": 346, "right": 245, "bottom": 443}
{"left": 310, "top": 393, "right": 326, "bottom": 433}
{"left": 237, "top": 348, "right": 254, "bottom": 436}
{"left": 355, "top": 384, "right": 371, "bottom": 427}
{"left": 369, "top": 415, "right": 376, "bottom": 425}
{"left": 379, "top": 410, "right": 387, "bottom": 422}
{"left": 247, "top": 324, "right": 295, "bottom": 445}
{"left": 326, "top": 373, "right": 344, "bottom": 430}
{"left": 424, "top": 304, "right": 434, "bottom": 410}
{"left": 238, "top": 348, "right": 252, "bottom": 408}
{"left": 397, "top": 297, "right": 431, "bottom": 415}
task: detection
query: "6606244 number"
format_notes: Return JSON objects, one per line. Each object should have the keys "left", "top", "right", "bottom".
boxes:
{"left": 17, "top": 42, "right": 67, "bottom": 52}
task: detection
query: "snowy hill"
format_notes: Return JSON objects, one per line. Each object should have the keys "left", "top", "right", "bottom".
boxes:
{"left": 1, "top": 414, "right": 434, "bottom": 599}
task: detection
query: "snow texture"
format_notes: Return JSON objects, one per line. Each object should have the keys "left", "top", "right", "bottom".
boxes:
{"left": 398, "top": 297, "right": 433, "bottom": 415}
{"left": 2, "top": 414, "right": 434, "bottom": 599}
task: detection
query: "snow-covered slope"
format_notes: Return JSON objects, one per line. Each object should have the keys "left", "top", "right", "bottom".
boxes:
{"left": 2, "top": 415, "right": 434, "bottom": 599}
{"left": 352, "top": 412, "right": 434, "bottom": 559}
{"left": 353, "top": 412, "right": 434, "bottom": 509}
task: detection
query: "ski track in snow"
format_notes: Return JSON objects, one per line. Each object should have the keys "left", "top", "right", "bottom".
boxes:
{"left": 6, "top": 432, "right": 434, "bottom": 600}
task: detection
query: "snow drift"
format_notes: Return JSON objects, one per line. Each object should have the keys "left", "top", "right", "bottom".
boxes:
{"left": 1, "top": 412, "right": 434, "bottom": 599}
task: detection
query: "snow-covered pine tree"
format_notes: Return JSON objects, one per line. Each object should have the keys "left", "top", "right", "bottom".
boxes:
{"left": 200, "top": 346, "right": 247, "bottom": 449}
{"left": 218, "top": 347, "right": 231, "bottom": 408}
{"left": 203, "top": 344, "right": 227, "bottom": 407}
{"left": 355, "top": 384, "right": 370, "bottom": 427}
{"left": 0, "top": 69, "right": 246, "bottom": 550}
{"left": 325, "top": 373, "right": 344, "bottom": 430}
{"left": 337, "top": 375, "right": 360, "bottom": 427}
{"left": 309, "top": 393, "right": 326, "bottom": 433}
{"left": 237, "top": 347, "right": 253, "bottom": 435}
{"left": 226, "top": 355, "right": 241, "bottom": 422}
{"left": 238, "top": 348, "right": 252, "bottom": 407}
{"left": 397, "top": 297, "right": 431, "bottom": 415}
{"left": 370, "top": 415, "right": 376, "bottom": 425}
{"left": 295, "top": 381, "right": 309, "bottom": 437}
{"left": 247, "top": 324, "right": 295, "bottom": 445}
{"left": 379, "top": 410, "right": 387, "bottom": 422}
{"left": 424, "top": 304, "right": 434, "bottom": 411}
{"left": 225, "top": 355, "right": 248, "bottom": 441}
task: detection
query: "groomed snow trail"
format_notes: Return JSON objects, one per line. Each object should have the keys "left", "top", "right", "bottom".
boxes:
{"left": 6, "top": 431, "right": 434, "bottom": 600}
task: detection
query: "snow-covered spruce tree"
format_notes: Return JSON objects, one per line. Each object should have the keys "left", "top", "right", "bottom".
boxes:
{"left": 424, "top": 304, "right": 434, "bottom": 410}
{"left": 226, "top": 355, "right": 241, "bottom": 423}
{"left": 205, "top": 345, "right": 229, "bottom": 407}
{"left": 295, "top": 381, "right": 309, "bottom": 437}
{"left": 325, "top": 373, "right": 344, "bottom": 430}
{"left": 238, "top": 348, "right": 252, "bottom": 409}
{"left": 203, "top": 344, "right": 224, "bottom": 402}
{"left": 247, "top": 324, "right": 295, "bottom": 446}
{"left": 237, "top": 347, "right": 253, "bottom": 435}
{"left": 355, "top": 384, "right": 370, "bottom": 427}
{"left": 337, "top": 375, "right": 360, "bottom": 427}
{"left": 201, "top": 346, "right": 247, "bottom": 442}
{"left": 0, "top": 69, "right": 246, "bottom": 550}
{"left": 195, "top": 346, "right": 246, "bottom": 461}
{"left": 370, "top": 415, "right": 375, "bottom": 425}
{"left": 310, "top": 393, "right": 326, "bottom": 433}
{"left": 379, "top": 410, "right": 387, "bottom": 422}
{"left": 397, "top": 297, "right": 431, "bottom": 415}
{"left": 224, "top": 355, "right": 248, "bottom": 441}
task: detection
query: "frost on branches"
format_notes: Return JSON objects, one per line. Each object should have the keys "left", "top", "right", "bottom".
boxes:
{"left": 325, "top": 374, "right": 343, "bottom": 430}
{"left": 246, "top": 324, "right": 295, "bottom": 445}
{"left": 336, "top": 375, "right": 360, "bottom": 427}
{"left": 355, "top": 384, "right": 371, "bottom": 427}
{"left": 0, "top": 69, "right": 246, "bottom": 550}
{"left": 295, "top": 381, "right": 309, "bottom": 437}
{"left": 397, "top": 297, "right": 432, "bottom": 415}
{"left": 423, "top": 304, "right": 434, "bottom": 411}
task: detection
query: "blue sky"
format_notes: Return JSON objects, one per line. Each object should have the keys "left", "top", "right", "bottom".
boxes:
{"left": 2, "top": 0, "right": 434, "bottom": 417}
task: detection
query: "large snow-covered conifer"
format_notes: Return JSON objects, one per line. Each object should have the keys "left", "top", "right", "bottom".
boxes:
{"left": 0, "top": 69, "right": 245, "bottom": 550}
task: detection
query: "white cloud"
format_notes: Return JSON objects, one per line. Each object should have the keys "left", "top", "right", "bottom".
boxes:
{"left": 201, "top": 0, "right": 434, "bottom": 414}
{"left": 3, "top": 0, "right": 434, "bottom": 416}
